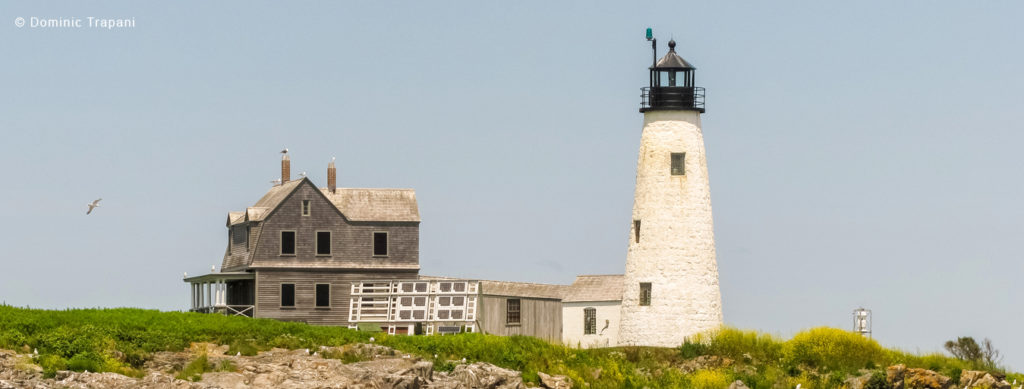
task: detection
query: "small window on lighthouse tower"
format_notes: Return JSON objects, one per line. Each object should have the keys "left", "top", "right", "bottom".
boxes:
{"left": 671, "top": 153, "right": 685, "bottom": 176}
{"left": 639, "top": 283, "right": 652, "bottom": 306}
{"left": 634, "top": 220, "right": 641, "bottom": 243}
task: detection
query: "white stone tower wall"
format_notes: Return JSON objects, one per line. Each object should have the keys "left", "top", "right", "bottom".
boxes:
{"left": 619, "top": 110, "right": 723, "bottom": 347}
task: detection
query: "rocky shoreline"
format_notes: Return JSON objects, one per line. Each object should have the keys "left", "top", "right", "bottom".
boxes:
{"left": 0, "top": 343, "right": 573, "bottom": 389}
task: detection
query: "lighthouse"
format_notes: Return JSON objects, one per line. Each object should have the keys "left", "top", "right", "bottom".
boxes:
{"left": 618, "top": 35, "right": 723, "bottom": 347}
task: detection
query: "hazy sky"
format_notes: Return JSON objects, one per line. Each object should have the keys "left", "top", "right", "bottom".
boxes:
{"left": 2, "top": 1, "right": 1022, "bottom": 370}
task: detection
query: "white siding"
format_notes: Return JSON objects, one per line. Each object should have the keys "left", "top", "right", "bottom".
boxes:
{"left": 562, "top": 301, "right": 621, "bottom": 348}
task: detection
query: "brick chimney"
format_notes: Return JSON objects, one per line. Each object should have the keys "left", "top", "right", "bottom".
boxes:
{"left": 327, "top": 157, "right": 336, "bottom": 193}
{"left": 281, "top": 154, "right": 291, "bottom": 183}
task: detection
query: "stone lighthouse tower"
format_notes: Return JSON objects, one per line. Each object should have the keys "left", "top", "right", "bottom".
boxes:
{"left": 619, "top": 37, "right": 723, "bottom": 347}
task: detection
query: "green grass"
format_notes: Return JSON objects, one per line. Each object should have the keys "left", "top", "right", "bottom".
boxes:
{"left": 0, "top": 305, "right": 1017, "bottom": 388}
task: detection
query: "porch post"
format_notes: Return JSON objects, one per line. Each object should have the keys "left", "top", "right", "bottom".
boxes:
{"left": 189, "top": 283, "right": 195, "bottom": 310}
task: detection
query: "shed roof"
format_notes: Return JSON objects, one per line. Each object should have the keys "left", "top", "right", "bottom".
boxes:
{"left": 479, "top": 280, "right": 569, "bottom": 300}
{"left": 562, "top": 274, "right": 624, "bottom": 302}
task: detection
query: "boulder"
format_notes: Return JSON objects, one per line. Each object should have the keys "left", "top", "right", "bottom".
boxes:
{"left": 887, "top": 364, "right": 906, "bottom": 389}
{"left": 845, "top": 372, "right": 873, "bottom": 389}
{"left": 537, "top": 371, "right": 572, "bottom": 389}
{"left": 903, "top": 368, "right": 951, "bottom": 389}
{"left": 728, "top": 379, "right": 751, "bottom": 389}
{"left": 445, "top": 362, "right": 526, "bottom": 389}
{"left": 959, "top": 370, "right": 1011, "bottom": 389}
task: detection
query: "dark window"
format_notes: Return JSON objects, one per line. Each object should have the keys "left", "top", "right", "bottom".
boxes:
{"left": 302, "top": 200, "right": 311, "bottom": 216}
{"left": 315, "top": 284, "right": 330, "bottom": 307}
{"left": 639, "top": 283, "right": 652, "bottom": 306}
{"left": 584, "top": 307, "right": 597, "bottom": 335}
{"left": 373, "top": 232, "right": 388, "bottom": 256}
{"left": 671, "top": 152, "right": 685, "bottom": 176}
{"left": 245, "top": 226, "right": 250, "bottom": 251}
{"left": 281, "top": 284, "right": 295, "bottom": 307}
{"left": 228, "top": 229, "right": 232, "bottom": 255}
{"left": 506, "top": 299, "right": 521, "bottom": 325}
{"left": 316, "top": 231, "right": 331, "bottom": 255}
{"left": 634, "top": 220, "right": 641, "bottom": 243}
{"left": 281, "top": 231, "right": 296, "bottom": 255}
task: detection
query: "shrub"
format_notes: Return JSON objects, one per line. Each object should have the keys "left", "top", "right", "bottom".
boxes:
{"left": 176, "top": 354, "right": 211, "bottom": 381}
{"left": 66, "top": 351, "right": 104, "bottom": 372}
{"left": 689, "top": 369, "right": 732, "bottom": 389}
{"left": 864, "top": 371, "right": 891, "bottom": 389}
{"left": 783, "top": 327, "right": 885, "bottom": 373}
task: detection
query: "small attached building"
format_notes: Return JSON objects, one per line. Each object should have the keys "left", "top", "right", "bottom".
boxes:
{"left": 561, "top": 275, "right": 623, "bottom": 348}
{"left": 475, "top": 280, "right": 569, "bottom": 343}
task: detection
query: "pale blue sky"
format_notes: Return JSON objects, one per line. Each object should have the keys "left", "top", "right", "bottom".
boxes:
{"left": 2, "top": 1, "right": 1023, "bottom": 369}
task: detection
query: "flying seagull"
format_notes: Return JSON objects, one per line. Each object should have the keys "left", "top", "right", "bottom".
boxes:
{"left": 280, "top": 147, "right": 289, "bottom": 154}
{"left": 86, "top": 198, "right": 102, "bottom": 215}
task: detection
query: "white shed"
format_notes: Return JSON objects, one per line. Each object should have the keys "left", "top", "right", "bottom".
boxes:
{"left": 561, "top": 275, "right": 623, "bottom": 348}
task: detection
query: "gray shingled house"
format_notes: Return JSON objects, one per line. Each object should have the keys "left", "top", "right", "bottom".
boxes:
{"left": 185, "top": 155, "right": 421, "bottom": 326}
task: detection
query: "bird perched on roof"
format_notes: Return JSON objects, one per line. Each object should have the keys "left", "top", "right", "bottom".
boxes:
{"left": 86, "top": 198, "right": 102, "bottom": 215}
{"left": 270, "top": 178, "right": 282, "bottom": 185}
{"left": 299, "top": 171, "right": 307, "bottom": 178}
{"left": 280, "top": 147, "right": 288, "bottom": 154}
{"left": 211, "top": 265, "right": 216, "bottom": 273}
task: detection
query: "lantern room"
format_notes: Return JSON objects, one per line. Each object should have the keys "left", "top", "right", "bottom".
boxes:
{"left": 640, "top": 38, "right": 705, "bottom": 113}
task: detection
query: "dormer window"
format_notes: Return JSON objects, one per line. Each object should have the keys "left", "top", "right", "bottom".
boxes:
{"left": 302, "top": 200, "right": 311, "bottom": 216}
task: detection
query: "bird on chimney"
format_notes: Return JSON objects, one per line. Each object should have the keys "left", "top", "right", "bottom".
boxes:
{"left": 280, "top": 147, "right": 289, "bottom": 154}
{"left": 86, "top": 198, "right": 102, "bottom": 215}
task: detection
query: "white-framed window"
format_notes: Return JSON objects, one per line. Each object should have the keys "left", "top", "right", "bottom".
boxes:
{"left": 584, "top": 307, "right": 597, "bottom": 335}
{"left": 315, "top": 283, "right": 330, "bottom": 307}
{"left": 506, "top": 299, "right": 521, "bottom": 325}
{"left": 281, "top": 284, "right": 295, "bottom": 307}
{"left": 316, "top": 231, "right": 331, "bottom": 255}
{"left": 302, "top": 200, "right": 311, "bottom": 216}
{"left": 280, "top": 231, "right": 296, "bottom": 255}
{"left": 373, "top": 232, "right": 388, "bottom": 256}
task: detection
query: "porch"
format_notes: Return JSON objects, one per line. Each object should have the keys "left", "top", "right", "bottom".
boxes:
{"left": 184, "top": 272, "right": 255, "bottom": 317}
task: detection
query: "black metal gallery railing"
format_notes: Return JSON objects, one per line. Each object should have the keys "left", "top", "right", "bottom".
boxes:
{"left": 640, "top": 86, "right": 705, "bottom": 112}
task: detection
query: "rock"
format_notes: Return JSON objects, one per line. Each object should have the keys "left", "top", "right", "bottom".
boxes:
{"left": 537, "top": 371, "right": 572, "bottom": 389}
{"left": 903, "top": 368, "right": 951, "bottom": 389}
{"left": 202, "top": 372, "right": 248, "bottom": 389}
{"left": 960, "top": 370, "right": 1011, "bottom": 389}
{"left": 445, "top": 362, "right": 526, "bottom": 389}
{"left": 887, "top": 364, "right": 906, "bottom": 389}
{"left": 680, "top": 355, "right": 735, "bottom": 373}
{"left": 728, "top": 379, "right": 750, "bottom": 389}
{"left": 398, "top": 361, "right": 434, "bottom": 382}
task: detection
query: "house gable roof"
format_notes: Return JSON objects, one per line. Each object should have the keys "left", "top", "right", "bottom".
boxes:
{"left": 320, "top": 188, "right": 420, "bottom": 222}
{"left": 232, "top": 178, "right": 420, "bottom": 223}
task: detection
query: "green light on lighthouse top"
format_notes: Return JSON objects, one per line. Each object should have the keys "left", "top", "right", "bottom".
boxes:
{"left": 646, "top": 28, "right": 653, "bottom": 40}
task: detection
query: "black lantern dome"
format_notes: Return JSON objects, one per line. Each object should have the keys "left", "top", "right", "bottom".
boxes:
{"left": 640, "top": 39, "right": 705, "bottom": 113}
